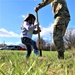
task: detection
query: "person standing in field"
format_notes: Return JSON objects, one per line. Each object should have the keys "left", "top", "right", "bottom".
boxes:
{"left": 34, "top": 0, "right": 70, "bottom": 59}
{"left": 21, "top": 13, "right": 41, "bottom": 58}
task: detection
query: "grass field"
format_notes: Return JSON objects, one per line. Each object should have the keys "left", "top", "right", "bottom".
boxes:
{"left": 0, "top": 49, "right": 75, "bottom": 75}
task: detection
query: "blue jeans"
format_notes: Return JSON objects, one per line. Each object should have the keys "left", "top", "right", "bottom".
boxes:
{"left": 21, "top": 37, "right": 38, "bottom": 58}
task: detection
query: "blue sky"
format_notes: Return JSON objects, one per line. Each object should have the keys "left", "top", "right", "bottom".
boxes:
{"left": 0, "top": 0, "right": 75, "bottom": 45}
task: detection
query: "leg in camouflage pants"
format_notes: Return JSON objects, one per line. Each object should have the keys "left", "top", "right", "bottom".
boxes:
{"left": 53, "top": 16, "right": 70, "bottom": 59}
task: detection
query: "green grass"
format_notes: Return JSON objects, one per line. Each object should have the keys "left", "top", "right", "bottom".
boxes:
{"left": 0, "top": 49, "right": 75, "bottom": 75}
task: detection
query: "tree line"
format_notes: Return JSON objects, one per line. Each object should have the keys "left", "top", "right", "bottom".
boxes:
{"left": 36, "top": 28, "right": 75, "bottom": 51}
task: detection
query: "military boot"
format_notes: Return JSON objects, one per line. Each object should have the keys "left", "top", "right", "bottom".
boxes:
{"left": 58, "top": 51, "right": 64, "bottom": 59}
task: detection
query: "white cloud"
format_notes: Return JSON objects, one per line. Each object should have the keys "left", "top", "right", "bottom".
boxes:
{"left": 0, "top": 28, "right": 20, "bottom": 37}
{"left": 40, "top": 23, "right": 53, "bottom": 36}
{"left": 33, "top": 23, "right": 53, "bottom": 37}
{"left": 5, "top": 41, "right": 21, "bottom": 45}
{"left": 21, "top": 15, "right": 26, "bottom": 19}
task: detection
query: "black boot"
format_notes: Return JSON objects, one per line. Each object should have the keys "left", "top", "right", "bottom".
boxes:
{"left": 58, "top": 51, "right": 64, "bottom": 59}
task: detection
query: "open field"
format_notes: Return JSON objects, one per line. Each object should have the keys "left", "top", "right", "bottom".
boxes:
{"left": 0, "top": 49, "right": 75, "bottom": 75}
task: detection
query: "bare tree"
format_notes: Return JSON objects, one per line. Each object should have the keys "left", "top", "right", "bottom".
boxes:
{"left": 64, "top": 28, "right": 75, "bottom": 49}
{"left": 36, "top": 37, "right": 46, "bottom": 50}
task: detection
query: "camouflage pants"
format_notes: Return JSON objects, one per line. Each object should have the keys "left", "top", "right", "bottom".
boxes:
{"left": 53, "top": 16, "right": 70, "bottom": 52}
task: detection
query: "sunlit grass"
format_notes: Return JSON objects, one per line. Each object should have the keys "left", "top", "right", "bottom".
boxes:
{"left": 0, "top": 49, "right": 75, "bottom": 75}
